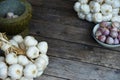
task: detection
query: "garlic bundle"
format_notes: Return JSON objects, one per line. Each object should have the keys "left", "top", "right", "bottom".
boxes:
{"left": 0, "top": 33, "right": 49, "bottom": 80}
{"left": 74, "top": 0, "right": 120, "bottom": 23}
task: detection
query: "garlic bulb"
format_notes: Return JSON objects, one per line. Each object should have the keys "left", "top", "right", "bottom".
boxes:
{"left": 7, "top": 12, "right": 14, "bottom": 19}
{"left": 74, "top": 2, "right": 81, "bottom": 12}
{"left": 1, "top": 42, "right": 11, "bottom": 52}
{"left": 18, "top": 55, "right": 30, "bottom": 66}
{"left": 12, "top": 35, "right": 23, "bottom": 44}
{"left": 24, "top": 64, "right": 38, "bottom": 79}
{"left": 112, "top": 0, "right": 120, "bottom": 8}
{"left": 39, "top": 54, "right": 49, "bottom": 65}
{"left": 6, "top": 53, "right": 18, "bottom": 65}
{"left": 0, "top": 57, "right": 4, "bottom": 62}
{"left": 36, "top": 71, "right": 43, "bottom": 77}
{"left": 112, "top": 16, "right": 120, "bottom": 22}
{"left": 26, "top": 46, "right": 39, "bottom": 59}
{"left": 24, "top": 36, "right": 38, "bottom": 47}
{"left": 93, "top": 13, "right": 103, "bottom": 23}
{"left": 101, "top": 4, "right": 112, "bottom": 15}
{"left": 77, "top": 12, "right": 85, "bottom": 20}
{"left": 86, "top": 13, "right": 93, "bottom": 22}
{"left": 37, "top": 41, "right": 48, "bottom": 54}
{"left": 102, "top": 13, "right": 112, "bottom": 21}
{"left": 0, "top": 62, "right": 7, "bottom": 79}
{"left": 78, "top": 0, "right": 88, "bottom": 4}
{"left": 81, "top": 4, "right": 90, "bottom": 14}
{"left": 8, "top": 64, "right": 23, "bottom": 79}
{"left": 9, "top": 40, "right": 19, "bottom": 48}
{"left": 89, "top": 1, "right": 100, "bottom": 13}
{"left": 112, "top": 8, "right": 120, "bottom": 16}
{"left": 5, "top": 78, "right": 11, "bottom": 80}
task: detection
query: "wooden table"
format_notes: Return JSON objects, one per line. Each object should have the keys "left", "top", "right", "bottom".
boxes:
{"left": 28, "top": 0, "right": 120, "bottom": 80}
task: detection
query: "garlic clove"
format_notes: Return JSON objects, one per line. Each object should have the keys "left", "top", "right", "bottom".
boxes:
{"left": 12, "top": 35, "right": 23, "bottom": 44}
{"left": 106, "top": 37, "right": 114, "bottom": 44}
{"left": 18, "top": 55, "right": 30, "bottom": 66}
{"left": 81, "top": 4, "right": 90, "bottom": 14}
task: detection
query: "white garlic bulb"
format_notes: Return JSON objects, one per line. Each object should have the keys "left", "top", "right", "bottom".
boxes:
{"left": 7, "top": 12, "right": 14, "bottom": 19}
{"left": 35, "top": 57, "right": 47, "bottom": 71}
{"left": 18, "top": 55, "right": 30, "bottom": 66}
{"left": 8, "top": 64, "right": 23, "bottom": 79}
{"left": 0, "top": 57, "right": 4, "bottom": 62}
{"left": 78, "top": 0, "right": 88, "bottom": 4}
{"left": 86, "top": 13, "right": 93, "bottom": 22}
{"left": 5, "top": 77, "right": 11, "bottom": 80}
{"left": 0, "top": 62, "right": 7, "bottom": 79}
{"left": 112, "top": 8, "right": 120, "bottom": 16}
{"left": 102, "top": 13, "right": 112, "bottom": 21}
{"left": 101, "top": 4, "right": 112, "bottom": 15}
{"left": 77, "top": 12, "right": 85, "bottom": 20}
{"left": 81, "top": 4, "right": 90, "bottom": 14}
{"left": 112, "top": 16, "right": 120, "bottom": 22}
{"left": 36, "top": 71, "right": 43, "bottom": 77}
{"left": 6, "top": 53, "right": 18, "bottom": 65}
{"left": 26, "top": 46, "right": 39, "bottom": 59}
{"left": 89, "top": 1, "right": 100, "bottom": 13}
{"left": 24, "top": 64, "right": 38, "bottom": 79}
{"left": 24, "top": 36, "right": 38, "bottom": 47}
{"left": 37, "top": 41, "right": 48, "bottom": 54}
{"left": 9, "top": 40, "right": 19, "bottom": 48}
{"left": 74, "top": 2, "right": 81, "bottom": 12}
{"left": 12, "top": 35, "right": 23, "bottom": 44}
{"left": 39, "top": 54, "right": 49, "bottom": 65}
{"left": 112, "top": 0, "right": 120, "bottom": 8}
{"left": 93, "top": 13, "right": 103, "bottom": 23}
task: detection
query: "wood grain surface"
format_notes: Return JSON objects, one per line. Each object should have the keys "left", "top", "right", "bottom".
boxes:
{"left": 27, "top": 0, "right": 120, "bottom": 80}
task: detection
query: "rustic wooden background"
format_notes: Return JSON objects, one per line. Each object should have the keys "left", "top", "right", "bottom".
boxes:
{"left": 27, "top": 0, "right": 120, "bottom": 80}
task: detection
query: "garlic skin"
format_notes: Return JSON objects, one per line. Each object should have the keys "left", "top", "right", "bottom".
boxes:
{"left": 101, "top": 4, "right": 112, "bottom": 15}
{"left": 81, "top": 4, "right": 90, "bottom": 14}
{"left": 18, "top": 55, "right": 30, "bottom": 66}
{"left": 39, "top": 54, "right": 49, "bottom": 65}
{"left": 24, "top": 64, "right": 38, "bottom": 79}
{"left": 93, "top": 13, "right": 103, "bottom": 23}
{"left": 89, "top": 1, "right": 100, "bottom": 13}
{"left": 8, "top": 64, "right": 23, "bottom": 79}
{"left": 9, "top": 40, "right": 19, "bottom": 48}
{"left": 0, "top": 62, "right": 7, "bottom": 79}
{"left": 20, "top": 77, "right": 33, "bottom": 80}
{"left": 0, "top": 57, "right": 4, "bottom": 62}
{"left": 74, "top": 2, "right": 81, "bottom": 12}
{"left": 12, "top": 35, "right": 23, "bottom": 44}
{"left": 102, "top": 13, "right": 112, "bottom": 21}
{"left": 37, "top": 41, "right": 48, "bottom": 54}
{"left": 78, "top": 0, "right": 88, "bottom": 4}
{"left": 24, "top": 36, "right": 38, "bottom": 47}
{"left": 6, "top": 53, "right": 18, "bottom": 65}
{"left": 112, "top": 16, "right": 120, "bottom": 23}
{"left": 86, "top": 13, "right": 93, "bottom": 22}
{"left": 26, "top": 46, "right": 39, "bottom": 59}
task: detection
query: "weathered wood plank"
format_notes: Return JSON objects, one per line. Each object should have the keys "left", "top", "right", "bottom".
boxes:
{"left": 32, "top": 36, "right": 120, "bottom": 69}
{"left": 35, "top": 75, "right": 67, "bottom": 80}
{"left": 44, "top": 56, "right": 120, "bottom": 80}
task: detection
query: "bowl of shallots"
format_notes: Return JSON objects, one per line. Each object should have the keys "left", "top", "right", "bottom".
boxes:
{"left": 93, "top": 21, "right": 120, "bottom": 48}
